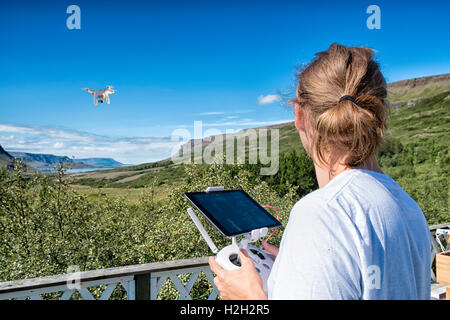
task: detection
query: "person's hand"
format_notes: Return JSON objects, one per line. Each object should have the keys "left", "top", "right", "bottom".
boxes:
{"left": 208, "top": 249, "right": 267, "bottom": 300}
{"left": 261, "top": 240, "right": 279, "bottom": 260}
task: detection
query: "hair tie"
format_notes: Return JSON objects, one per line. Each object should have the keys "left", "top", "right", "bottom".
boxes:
{"left": 339, "top": 95, "right": 356, "bottom": 103}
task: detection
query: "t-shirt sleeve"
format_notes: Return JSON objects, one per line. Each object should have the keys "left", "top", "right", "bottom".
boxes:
{"left": 269, "top": 195, "right": 362, "bottom": 299}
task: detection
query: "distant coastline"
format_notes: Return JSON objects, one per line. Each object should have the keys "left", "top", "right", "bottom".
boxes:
{"left": 5, "top": 150, "right": 125, "bottom": 173}
{"left": 37, "top": 166, "right": 119, "bottom": 174}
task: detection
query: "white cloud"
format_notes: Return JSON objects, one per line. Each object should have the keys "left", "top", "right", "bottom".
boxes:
{"left": 258, "top": 94, "right": 281, "bottom": 105}
{"left": 0, "top": 123, "right": 179, "bottom": 165}
{"left": 53, "top": 142, "right": 65, "bottom": 149}
{"left": 202, "top": 119, "right": 292, "bottom": 127}
{"left": 197, "top": 110, "right": 254, "bottom": 117}
{"left": 198, "top": 111, "right": 226, "bottom": 116}
{"left": 0, "top": 124, "right": 40, "bottom": 135}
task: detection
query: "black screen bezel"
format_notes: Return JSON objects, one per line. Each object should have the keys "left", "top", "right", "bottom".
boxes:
{"left": 184, "top": 190, "right": 281, "bottom": 237}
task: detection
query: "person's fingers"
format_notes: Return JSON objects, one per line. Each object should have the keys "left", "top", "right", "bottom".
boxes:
{"left": 208, "top": 256, "right": 225, "bottom": 278}
{"left": 262, "top": 240, "right": 279, "bottom": 256}
{"left": 213, "top": 273, "right": 228, "bottom": 300}
{"left": 213, "top": 275, "right": 220, "bottom": 288}
{"left": 238, "top": 249, "right": 254, "bottom": 268}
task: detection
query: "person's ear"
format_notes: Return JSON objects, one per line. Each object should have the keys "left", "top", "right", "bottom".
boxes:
{"left": 294, "top": 104, "right": 306, "bottom": 132}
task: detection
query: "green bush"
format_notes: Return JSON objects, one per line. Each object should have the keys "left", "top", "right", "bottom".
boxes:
{"left": 0, "top": 160, "right": 300, "bottom": 299}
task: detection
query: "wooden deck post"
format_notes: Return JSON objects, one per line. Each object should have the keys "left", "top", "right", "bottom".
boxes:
{"left": 134, "top": 273, "right": 151, "bottom": 300}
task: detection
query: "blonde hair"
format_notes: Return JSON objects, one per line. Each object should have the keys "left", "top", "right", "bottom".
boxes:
{"left": 295, "top": 43, "right": 387, "bottom": 168}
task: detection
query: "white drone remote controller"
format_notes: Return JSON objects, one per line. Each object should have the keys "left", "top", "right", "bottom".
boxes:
{"left": 186, "top": 187, "right": 276, "bottom": 294}
{"left": 214, "top": 230, "right": 274, "bottom": 293}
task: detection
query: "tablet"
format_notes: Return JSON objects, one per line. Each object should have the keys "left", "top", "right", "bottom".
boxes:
{"left": 184, "top": 190, "right": 281, "bottom": 237}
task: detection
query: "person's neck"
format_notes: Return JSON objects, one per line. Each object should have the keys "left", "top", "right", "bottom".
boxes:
{"left": 314, "top": 154, "right": 383, "bottom": 188}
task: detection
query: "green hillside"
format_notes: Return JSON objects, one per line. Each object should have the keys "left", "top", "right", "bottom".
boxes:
{"left": 387, "top": 91, "right": 449, "bottom": 152}
{"left": 387, "top": 73, "right": 450, "bottom": 105}
{"left": 380, "top": 91, "right": 449, "bottom": 224}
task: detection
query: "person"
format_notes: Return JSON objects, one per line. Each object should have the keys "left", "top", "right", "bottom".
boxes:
{"left": 208, "top": 43, "right": 431, "bottom": 300}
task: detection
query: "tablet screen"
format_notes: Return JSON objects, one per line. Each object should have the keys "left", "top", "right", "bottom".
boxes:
{"left": 184, "top": 190, "right": 281, "bottom": 237}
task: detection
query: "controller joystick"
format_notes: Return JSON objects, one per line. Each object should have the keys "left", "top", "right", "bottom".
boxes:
{"left": 229, "top": 253, "right": 241, "bottom": 267}
{"left": 214, "top": 242, "right": 274, "bottom": 293}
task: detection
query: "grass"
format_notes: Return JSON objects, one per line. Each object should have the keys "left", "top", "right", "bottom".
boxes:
{"left": 71, "top": 185, "right": 147, "bottom": 204}
{"left": 71, "top": 184, "right": 175, "bottom": 205}
{"left": 70, "top": 164, "right": 186, "bottom": 203}
{"left": 387, "top": 91, "right": 450, "bottom": 150}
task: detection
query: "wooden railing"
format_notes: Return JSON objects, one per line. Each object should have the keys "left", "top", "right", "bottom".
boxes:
{"left": 0, "top": 223, "right": 448, "bottom": 300}
{"left": 0, "top": 257, "right": 218, "bottom": 300}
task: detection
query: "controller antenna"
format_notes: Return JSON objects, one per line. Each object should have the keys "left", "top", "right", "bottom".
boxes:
{"left": 187, "top": 208, "right": 219, "bottom": 254}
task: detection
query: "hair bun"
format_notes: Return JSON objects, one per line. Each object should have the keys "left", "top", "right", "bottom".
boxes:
{"left": 295, "top": 43, "right": 387, "bottom": 168}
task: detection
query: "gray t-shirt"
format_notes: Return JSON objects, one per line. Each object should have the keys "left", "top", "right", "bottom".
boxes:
{"left": 267, "top": 169, "right": 431, "bottom": 299}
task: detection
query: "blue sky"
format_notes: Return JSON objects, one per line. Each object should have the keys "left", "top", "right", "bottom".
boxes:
{"left": 0, "top": 0, "right": 449, "bottom": 164}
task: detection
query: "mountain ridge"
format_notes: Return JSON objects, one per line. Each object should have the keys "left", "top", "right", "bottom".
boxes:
{"left": 0, "top": 145, "right": 14, "bottom": 169}
{"left": 6, "top": 151, "right": 124, "bottom": 170}
{"left": 387, "top": 73, "right": 450, "bottom": 107}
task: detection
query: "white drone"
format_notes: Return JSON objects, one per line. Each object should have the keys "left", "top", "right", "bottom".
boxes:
{"left": 82, "top": 85, "right": 115, "bottom": 106}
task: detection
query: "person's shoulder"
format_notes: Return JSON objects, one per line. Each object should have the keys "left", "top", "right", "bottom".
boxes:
{"left": 290, "top": 169, "right": 362, "bottom": 215}
{"left": 338, "top": 169, "right": 417, "bottom": 210}
{"left": 351, "top": 169, "right": 399, "bottom": 189}
{"left": 288, "top": 169, "right": 392, "bottom": 229}
{"left": 291, "top": 190, "right": 327, "bottom": 213}
{"left": 288, "top": 190, "right": 337, "bottom": 232}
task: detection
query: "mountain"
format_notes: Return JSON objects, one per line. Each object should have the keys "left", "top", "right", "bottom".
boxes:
{"left": 387, "top": 73, "right": 450, "bottom": 108}
{"left": 387, "top": 73, "right": 450, "bottom": 97}
{"left": 0, "top": 145, "right": 14, "bottom": 169}
{"left": 8, "top": 151, "right": 124, "bottom": 170}
{"left": 10, "top": 152, "right": 73, "bottom": 168}
{"left": 72, "top": 158, "right": 125, "bottom": 168}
